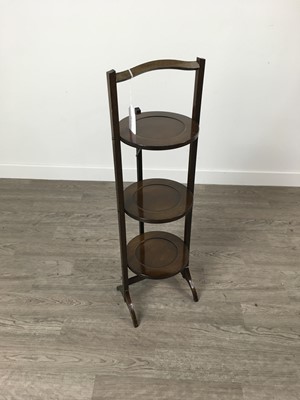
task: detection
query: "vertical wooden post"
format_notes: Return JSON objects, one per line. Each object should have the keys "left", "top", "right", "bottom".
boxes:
{"left": 184, "top": 58, "right": 206, "bottom": 253}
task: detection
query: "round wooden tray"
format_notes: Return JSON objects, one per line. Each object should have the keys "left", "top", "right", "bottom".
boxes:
{"left": 124, "top": 179, "right": 193, "bottom": 223}
{"left": 119, "top": 111, "right": 199, "bottom": 150}
{"left": 127, "top": 231, "right": 189, "bottom": 279}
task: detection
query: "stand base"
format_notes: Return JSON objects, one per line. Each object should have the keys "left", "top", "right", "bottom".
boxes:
{"left": 117, "top": 267, "right": 199, "bottom": 327}
{"left": 181, "top": 267, "right": 199, "bottom": 302}
{"left": 117, "top": 285, "right": 139, "bottom": 328}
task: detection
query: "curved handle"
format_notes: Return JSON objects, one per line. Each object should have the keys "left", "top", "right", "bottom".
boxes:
{"left": 116, "top": 59, "right": 201, "bottom": 83}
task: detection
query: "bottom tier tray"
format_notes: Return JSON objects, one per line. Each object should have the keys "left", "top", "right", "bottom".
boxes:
{"left": 127, "top": 231, "right": 189, "bottom": 279}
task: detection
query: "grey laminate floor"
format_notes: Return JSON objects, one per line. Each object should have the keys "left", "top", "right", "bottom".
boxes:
{"left": 0, "top": 179, "right": 299, "bottom": 399}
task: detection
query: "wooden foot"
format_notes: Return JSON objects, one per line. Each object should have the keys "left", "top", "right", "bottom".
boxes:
{"left": 117, "top": 286, "right": 139, "bottom": 327}
{"left": 181, "top": 267, "right": 199, "bottom": 302}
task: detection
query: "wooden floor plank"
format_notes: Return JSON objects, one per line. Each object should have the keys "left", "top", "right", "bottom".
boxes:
{"left": 242, "top": 384, "right": 300, "bottom": 400}
{"left": 92, "top": 376, "right": 243, "bottom": 400}
{"left": 0, "top": 371, "right": 94, "bottom": 400}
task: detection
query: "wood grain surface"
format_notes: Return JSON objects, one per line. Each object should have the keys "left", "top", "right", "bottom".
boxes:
{"left": 0, "top": 179, "right": 299, "bottom": 399}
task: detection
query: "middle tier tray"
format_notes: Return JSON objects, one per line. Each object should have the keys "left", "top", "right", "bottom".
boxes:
{"left": 124, "top": 178, "right": 193, "bottom": 223}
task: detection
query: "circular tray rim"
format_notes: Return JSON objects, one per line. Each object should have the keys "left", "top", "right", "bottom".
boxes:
{"left": 124, "top": 178, "right": 193, "bottom": 223}
{"left": 119, "top": 111, "right": 199, "bottom": 150}
{"left": 127, "top": 231, "right": 189, "bottom": 279}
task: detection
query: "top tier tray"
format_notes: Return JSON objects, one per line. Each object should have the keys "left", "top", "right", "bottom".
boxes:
{"left": 119, "top": 111, "right": 199, "bottom": 150}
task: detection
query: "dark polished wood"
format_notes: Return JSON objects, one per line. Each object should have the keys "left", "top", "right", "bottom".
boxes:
{"left": 120, "top": 111, "right": 199, "bottom": 150}
{"left": 107, "top": 70, "right": 136, "bottom": 324}
{"left": 124, "top": 178, "right": 193, "bottom": 223}
{"left": 116, "top": 59, "right": 200, "bottom": 83}
{"left": 135, "top": 107, "right": 144, "bottom": 235}
{"left": 116, "top": 286, "right": 138, "bottom": 328}
{"left": 117, "top": 275, "right": 146, "bottom": 291}
{"left": 184, "top": 57, "right": 205, "bottom": 253}
{"left": 181, "top": 267, "right": 199, "bottom": 302}
{"left": 107, "top": 58, "right": 205, "bottom": 327}
{"left": 127, "top": 231, "right": 189, "bottom": 279}
{"left": 107, "top": 72, "right": 128, "bottom": 284}
{"left": 136, "top": 148, "right": 144, "bottom": 234}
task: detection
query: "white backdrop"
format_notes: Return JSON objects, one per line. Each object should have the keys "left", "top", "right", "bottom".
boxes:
{"left": 0, "top": 0, "right": 300, "bottom": 185}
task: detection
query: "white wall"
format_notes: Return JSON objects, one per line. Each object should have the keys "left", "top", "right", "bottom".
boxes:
{"left": 0, "top": 0, "right": 300, "bottom": 185}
